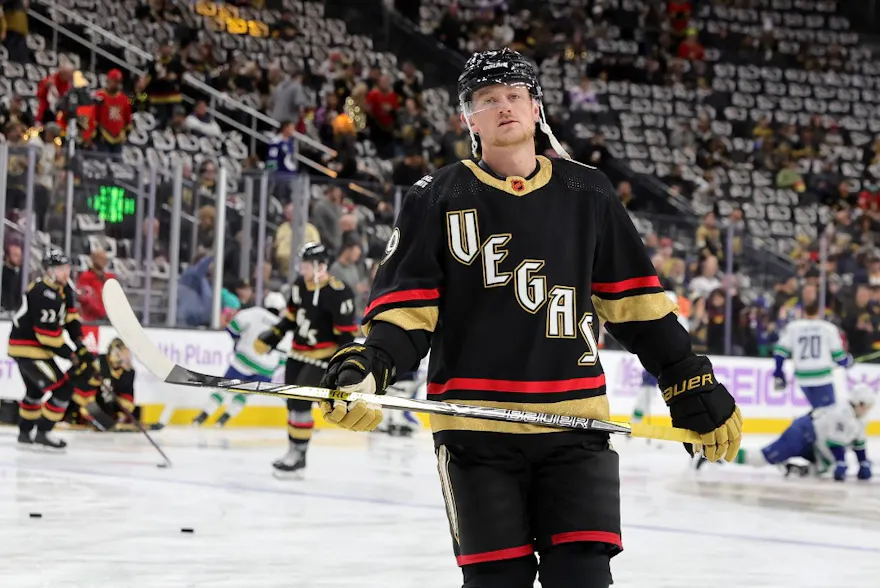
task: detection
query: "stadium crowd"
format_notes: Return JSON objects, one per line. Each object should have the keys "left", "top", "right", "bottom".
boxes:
{"left": 1, "top": 0, "right": 879, "bottom": 360}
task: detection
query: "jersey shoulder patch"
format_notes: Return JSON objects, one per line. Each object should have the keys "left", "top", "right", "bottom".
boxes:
{"left": 328, "top": 276, "right": 346, "bottom": 291}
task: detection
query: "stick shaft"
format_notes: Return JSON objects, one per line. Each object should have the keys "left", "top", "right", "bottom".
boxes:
{"left": 116, "top": 399, "right": 172, "bottom": 466}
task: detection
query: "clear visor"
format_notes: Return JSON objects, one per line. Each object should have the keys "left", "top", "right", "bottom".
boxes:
{"left": 460, "top": 80, "right": 535, "bottom": 119}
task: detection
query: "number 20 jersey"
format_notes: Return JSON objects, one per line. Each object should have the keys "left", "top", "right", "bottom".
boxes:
{"left": 774, "top": 319, "right": 847, "bottom": 387}
{"left": 363, "top": 156, "right": 681, "bottom": 446}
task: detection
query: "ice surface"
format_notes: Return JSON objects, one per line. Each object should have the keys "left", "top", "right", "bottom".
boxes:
{"left": 1, "top": 426, "right": 878, "bottom": 588}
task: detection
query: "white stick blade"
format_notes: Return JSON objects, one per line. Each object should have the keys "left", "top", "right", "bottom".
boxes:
{"left": 102, "top": 278, "right": 175, "bottom": 380}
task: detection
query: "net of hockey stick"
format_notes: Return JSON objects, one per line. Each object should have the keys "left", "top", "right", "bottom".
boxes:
{"left": 101, "top": 279, "right": 701, "bottom": 445}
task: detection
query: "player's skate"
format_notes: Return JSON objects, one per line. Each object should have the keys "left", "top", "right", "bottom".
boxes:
{"left": 272, "top": 446, "right": 306, "bottom": 480}
{"left": 33, "top": 430, "right": 67, "bottom": 452}
{"left": 17, "top": 429, "right": 34, "bottom": 449}
{"left": 784, "top": 462, "right": 811, "bottom": 478}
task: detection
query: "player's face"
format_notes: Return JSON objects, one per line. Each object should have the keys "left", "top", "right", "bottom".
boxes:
{"left": 299, "top": 261, "right": 327, "bottom": 283}
{"left": 51, "top": 264, "right": 71, "bottom": 284}
{"left": 465, "top": 84, "right": 538, "bottom": 151}
{"left": 854, "top": 402, "right": 871, "bottom": 418}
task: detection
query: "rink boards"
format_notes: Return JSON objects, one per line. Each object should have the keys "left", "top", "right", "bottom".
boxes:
{"left": 0, "top": 321, "right": 877, "bottom": 434}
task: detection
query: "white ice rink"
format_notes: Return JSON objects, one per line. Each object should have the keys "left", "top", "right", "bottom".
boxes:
{"left": 1, "top": 426, "right": 878, "bottom": 588}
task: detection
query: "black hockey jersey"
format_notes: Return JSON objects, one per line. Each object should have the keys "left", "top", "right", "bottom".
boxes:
{"left": 363, "top": 157, "right": 692, "bottom": 445}
{"left": 280, "top": 275, "right": 359, "bottom": 360}
{"left": 74, "top": 354, "right": 136, "bottom": 412}
{"left": 8, "top": 278, "right": 83, "bottom": 360}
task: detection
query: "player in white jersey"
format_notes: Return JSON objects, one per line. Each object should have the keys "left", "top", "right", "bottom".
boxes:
{"left": 631, "top": 287, "right": 689, "bottom": 426}
{"left": 772, "top": 302, "right": 853, "bottom": 408}
{"left": 191, "top": 293, "right": 288, "bottom": 428}
{"left": 730, "top": 384, "right": 874, "bottom": 481}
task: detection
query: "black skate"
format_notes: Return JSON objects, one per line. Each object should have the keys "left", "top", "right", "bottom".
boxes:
{"left": 387, "top": 423, "right": 415, "bottom": 438}
{"left": 272, "top": 448, "right": 306, "bottom": 480}
{"left": 191, "top": 411, "right": 209, "bottom": 427}
{"left": 34, "top": 431, "right": 67, "bottom": 452}
{"left": 784, "top": 463, "right": 810, "bottom": 478}
{"left": 17, "top": 429, "right": 33, "bottom": 448}
{"left": 215, "top": 412, "right": 231, "bottom": 428}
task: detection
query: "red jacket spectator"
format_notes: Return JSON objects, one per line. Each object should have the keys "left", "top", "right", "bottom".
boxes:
{"left": 366, "top": 76, "right": 400, "bottom": 130}
{"left": 668, "top": 1, "right": 692, "bottom": 33}
{"left": 75, "top": 252, "right": 116, "bottom": 321}
{"left": 36, "top": 69, "right": 74, "bottom": 124}
{"left": 678, "top": 35, "right": 705, "bottom": 61}
{"left": 858, "top": 187, "right": 880, "bottom": 212}
{"left": 95, "top": 69, "right": 132, "bottom": 144}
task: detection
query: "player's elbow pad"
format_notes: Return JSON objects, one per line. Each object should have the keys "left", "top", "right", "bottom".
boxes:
{"left": 835, "top": 354, "right": 853, "bottom": 368}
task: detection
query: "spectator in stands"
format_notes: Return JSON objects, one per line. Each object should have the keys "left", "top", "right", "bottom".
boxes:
{"left": 270, "top": 68, "right": 308, "bottom": 124}
{"left": 392, "top": 149, "right": 429, "bottom": 189}
{"left": 696, "top": 212, "right": 723, "bottom": 258}
{"left": 678, "top": 29, "right": 704, "bottom": 61}
{"left": 274, "top": 201, "right": 320, "bottom": 278}
{"left": 75, "top": 248, "right": 116, "bottom": 322}
{"left": 1, "top": 240, "right": 23, "bottom": 311}
{"left": 397, "top": 98, "right": 430, "bottom": 153}
{"left": 436, "top": 114, "right": 470, "bottom": 168}
{"left": 94, "top": 69, "right": 132, "bottom": 153}
{"left": 690, "top": 255, "right": 723, "bottom": 300}
{"left": 137, "top": 42, "right": 184, "bottom": 128}
{"left": 394, "top": 61, "right": 423, "bottom": 102}
{"left": 365, "top": 74, "right": 400, "bottom": 157}
{"left": 168, "top": 105, "right": 188, "bottom": 135}
{"left": 568, "top": 76, "right": 600, "bottom": 112}
{"left": 36, "top": 60, "right": 74, "bottom": 125}
{"left": 0, "top": 0, "right": 29, "bottom": 63}
{"left": 329, "top": 239, "right": 370, "bottom": 319}
{"left": 177, "top": 254, "right": 214, "bottom": 327}
{"left": 616, "top": 181, "right": 638, "bottom": 210}
{"left": 267, "top": 119, "right": 297, "bottom": 175}
{"left": 233, "top": 278, "right": 255, "bottom": 310}
{"left": 776, "top": 159, "right": 805, "bottom": 191}
{"left": 0, "top": 93, "right": 34, "bottom": 129}
{"left": 32, "top": 122, "right": 61, "bottom": 230}
{"left": 185, "top": 100, "right": 222, "bottom": 138}
{"left": 310, "top": 186, "right": 343, "bottom": 254}
{"left": 579, "top": 132, "right": 610, "bottom": 170}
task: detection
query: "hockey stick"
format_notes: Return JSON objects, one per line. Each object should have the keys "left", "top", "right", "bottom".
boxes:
{"left": 112, "top": 393, "right": 173, "bottom": 468}
{"left": 102, "top": 279, "right": 700, "bottom": 444}
{"left": 855, "top": 349, "right": 880, "bottom": 364}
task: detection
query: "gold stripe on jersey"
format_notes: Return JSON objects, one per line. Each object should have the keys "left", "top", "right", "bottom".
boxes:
{"left": 461, "top": 156, "right": 553, "bottom": 196}
{"left": 364, "top": 307, "right": 439, "bottom": 335}
{"left": 19, "top": 406, "right": 41, "bottom": 420}
{"left": 288, "top": 425, "right": 314, "bottom": 441}
{"left": 65, "top": 311, "right": 80, "bottom": 323}
{"left": 591, "top": 292, "right": 678, "bottom": 324}
{"left": 34, "top": 333, "right": 65, "bottom": 348}
{"left": 291, "top": 346, "right": 338, "bottom": 360}
{"left": 8, "top": 345, "right": 56, "bottom": 359}
{"left": 429, "top": 395, "right": 609, "bottom": 435}
{"left": 42, "top": 405, "right": 66, "bottom": 422}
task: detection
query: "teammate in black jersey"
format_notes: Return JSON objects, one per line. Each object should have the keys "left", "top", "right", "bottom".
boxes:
{"left": 254, "top": 242, "right": 359, "bottom": 479}
{"left": 319, "top": 49, "right": 743, "bottom": 588}
{"left": 66, "top": 338, "right": 136, "bottom": 430}
{"left": 8, "top": 248, "right": 98, "bottom": 450}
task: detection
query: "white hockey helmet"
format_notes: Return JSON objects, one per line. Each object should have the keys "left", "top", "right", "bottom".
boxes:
{"left": 849, "top": 383, "right": 877, "bottom": 409}
{"left": 263, "top": 291, "right": 287, "bottom": 313}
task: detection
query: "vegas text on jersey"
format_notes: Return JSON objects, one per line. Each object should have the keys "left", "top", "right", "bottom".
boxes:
{"left": 362, "top": 156, "right": 680, "bottom": 446}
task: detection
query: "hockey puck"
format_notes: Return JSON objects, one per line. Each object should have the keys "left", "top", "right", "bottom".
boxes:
{"left": 181, "top": 528, "right": 194, "bottom": 534}
{"left": 29, "top": 513, "right": 42, "bottom": 519}
{"left": 157, "top": 463, "right": 169, "bottom": 469}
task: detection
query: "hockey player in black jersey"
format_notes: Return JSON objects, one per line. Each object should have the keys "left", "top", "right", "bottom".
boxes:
{"left": 8, "top": 248, "right": 99, "bottom": 450}
{"left": 253, "top": 242, "right": 359, "bottom": 479}
{"left": 319, "top": 49, "right": 743, "bottom": 588}
{"left": 66, "top": 337, "right": 136, "bottom": 430}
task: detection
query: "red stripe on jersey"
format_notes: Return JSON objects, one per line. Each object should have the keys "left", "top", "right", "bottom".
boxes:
{"left": 44, "top": 374, "right": 69, "bottom": 392}
{"left": 551, "top": 531, "right": 622, "bottom": 550}
{"left": 427, "top": 375, "right": 606, "bottom": 395}
{"left": 293, "top": 341, "right": 337, "bottom": 350}
{"left": 456, "top": 544, "right": 534, "bottom": 566}
{"left": 118, "top": 394, "right": 134, "bottom": 402}
{"left": 591, "top": 276, "right": 661, "bottom": 294}
{"left": 43, "top": 401, "right": 66, "bottom": 413}
{"left": 364, "top": 288, "right": 440, "bottom": 317}
{"left": 333, "top": 324, "right": 359, "bottom": 332}
{"left": 288, "top": 421, "right": 315, "bottom": 429}
{"left": 9, "top": 339, "right": 43, "bottom": 346}
{"left": 20, "top": 402, "right": 42, "bottom": 410}
{"left": 34, "top": 326, "right": 63, "bottom": 337}
{"left": 74, "top": 388, "right": 96, "bottom": 397}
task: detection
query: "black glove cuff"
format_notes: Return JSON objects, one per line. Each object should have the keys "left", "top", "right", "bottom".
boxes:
{"left": 658, "top": 355, "right": 716, "bottom": 405}
{"left": 365, "top": 321, "right": 422, "bottom": 380}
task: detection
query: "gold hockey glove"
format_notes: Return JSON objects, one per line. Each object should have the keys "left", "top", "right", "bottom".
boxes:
{"left": 318, "top": 343, "right": 395, "bottom": 432}
{"left": 658, "top": 356, "right": 743, "bottom": 462}
{"left": 254, "top": 327, "right": 284, "bottom": 355}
